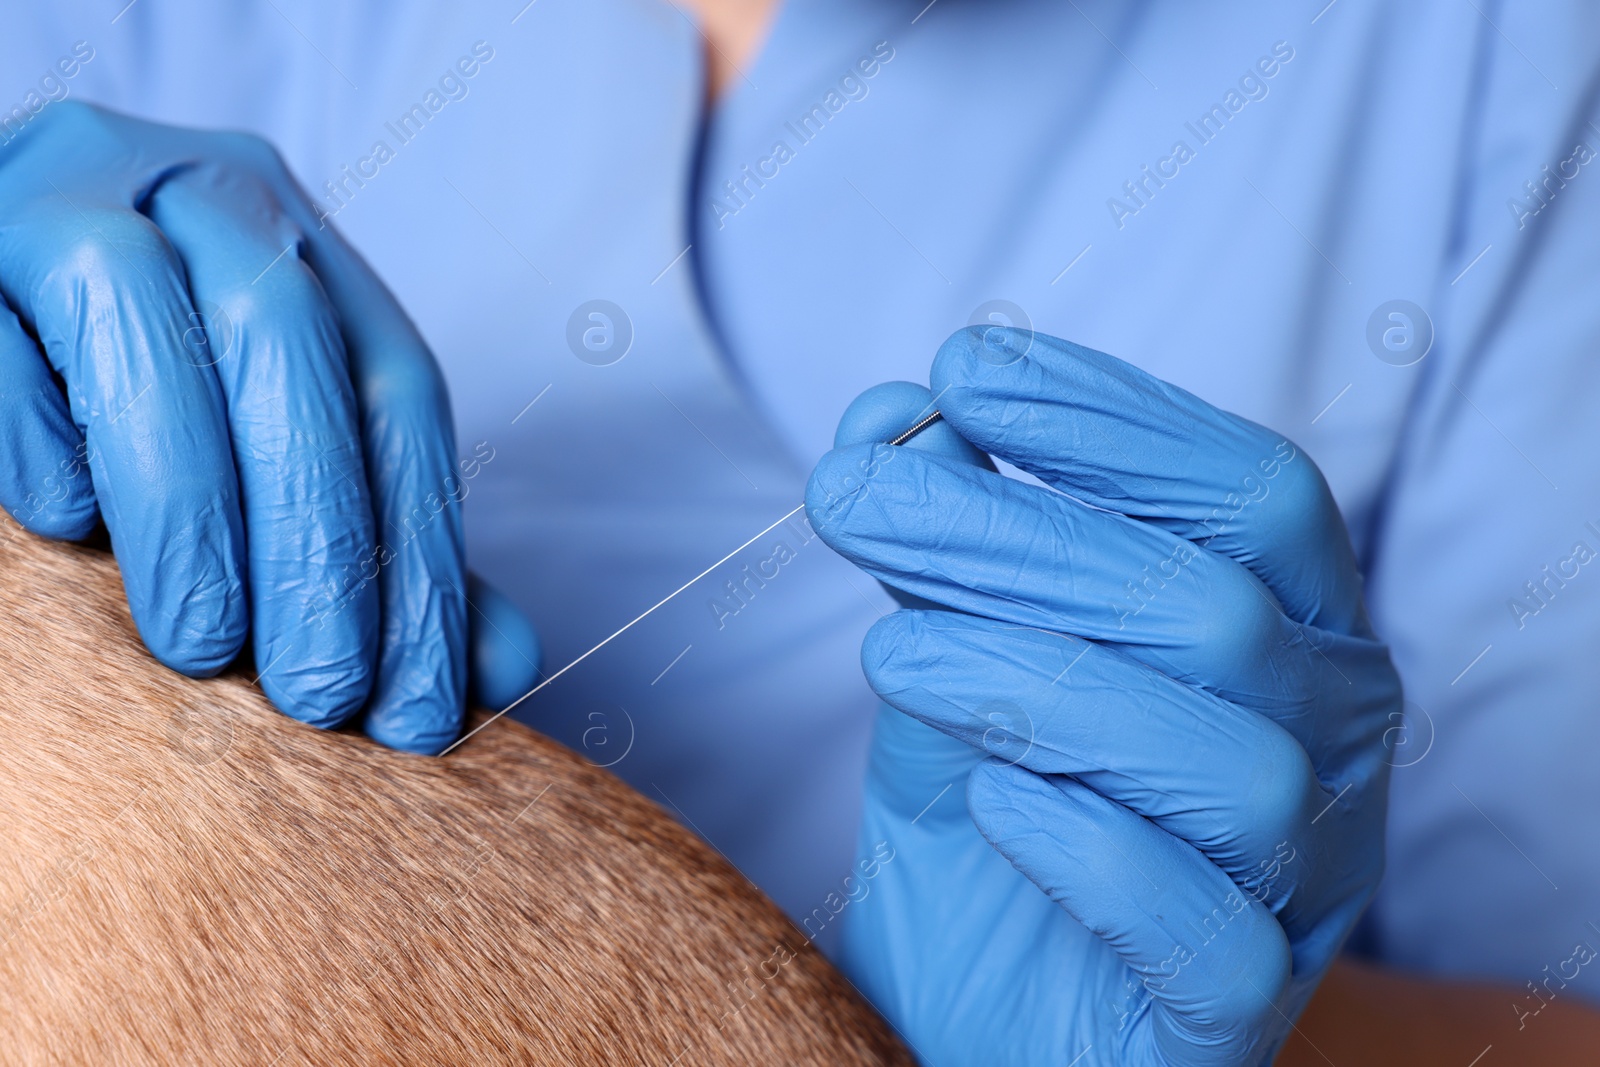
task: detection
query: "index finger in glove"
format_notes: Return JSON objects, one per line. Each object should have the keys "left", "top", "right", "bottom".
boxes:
{"left": 806, "top": 440, "right": 1363, "bottom": 720}
{"left": 931, "top": 326, "right": 1368, "bottom": 637}
{"left": 0, "top": 200, "right": 248, "bottom": 675}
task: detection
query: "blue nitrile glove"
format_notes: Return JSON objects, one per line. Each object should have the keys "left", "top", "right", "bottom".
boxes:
{"left": 805, "top": 328, "right": 1400, "bottom": 1066}
{"left": 466, "top": 573, "right": 542, "bottom": 714}
{"left": 0, "top": 101, "right": 533, "bottom": 753}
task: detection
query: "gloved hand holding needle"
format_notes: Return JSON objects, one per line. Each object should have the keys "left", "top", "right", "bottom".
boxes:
{"left": 2, "top": 5, "right": 1597, "bottom": 1060}
{"left": 805, "top": 326, "right": 1400, "bottom": 1066}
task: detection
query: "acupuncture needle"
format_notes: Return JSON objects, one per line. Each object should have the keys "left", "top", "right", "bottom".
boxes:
{"left": 441, "top": 410, "right": 944, "bottom": 755}
{"left": 885, "top": 410, "right": 943, "bottom": 447}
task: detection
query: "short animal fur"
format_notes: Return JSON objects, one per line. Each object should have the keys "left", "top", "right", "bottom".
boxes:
{"left": 0, "top": 516, "right": 910, "bottom": 1065}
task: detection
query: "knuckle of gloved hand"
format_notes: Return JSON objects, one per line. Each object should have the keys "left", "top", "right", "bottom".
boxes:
{"left": 1232, "top": 429, "right": 1336, "bottom": 543}
{"left": 201, "top": 130, "right": 322, "bottom": 224}
{"left": 206, "top": 279, "right": 272, "bottom": 338}
{"left": 209, "top": 128, "right": 292, "bottom": 181}
{"left": 1188, "top": 574, "right": 1279, "bottom": 683}
{"left": 1193, "top": 916, "right": 1293, "bottom": 1040}
{"left": 357, "top": 353, "right": 448, "bottom": 419}
{"left": 1242, "top": 727, "right": 1319, "bottom": 858}
{"left": 45, "top": 211, "right": 173, "bottom": 302}
{"left": 212, "top": 257, "right": 320, "bottom": 332}
{"left": 28, "top": 98, "right": 107, "bottom": 147}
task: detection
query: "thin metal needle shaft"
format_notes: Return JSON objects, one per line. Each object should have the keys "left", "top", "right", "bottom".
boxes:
{"left": 887, "top": 409, "right": 943, "bottom": 446}
{"left": 443, "top": 410, "right": 943, "bottom": 755}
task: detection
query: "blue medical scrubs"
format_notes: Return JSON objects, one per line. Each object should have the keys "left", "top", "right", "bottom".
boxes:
{"left": 5, "top": 0, "right": 1598, "bottom": 1000}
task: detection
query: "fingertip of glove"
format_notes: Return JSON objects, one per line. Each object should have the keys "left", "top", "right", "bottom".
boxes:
{"left": 361, "top": 588, "right": 468, "bottom": 756}
{"left": 966, "top": 760, "right": 1068, "bottom": 844}
{"left": 932, "top": 326, "right": 1076, "bottom": 452}
{"left": 13, "top": 498, "right": 101, "bottom": 542}
{"left": 968, "top": 757, "right": 1044, "bottom": 802}
{"left": 836, "top": 379, "right": 991, "bottom": 469}
{"left": 932, "top": 324, "right": 1032, "bottom": 393}
{"left": 863, "top": 609, "right": 993, "bottom": 682}
{"left": 803, "top": 445, "right": 874, "bottom": 537}
{"left": 143, "top": 613, "right": 248, "bottom": 679}
{"left": 258, "top": 654, "right": 373, "bottom": 731}
{"left": 834, "top": 381, "right": 936, "bottom": 448}
{"left": 364, "top": 702, "right": 461, "bottom": 756}
{"left": 861, "top": 610, "right": 918, "bottom": 687}
{"left": 467, "top": 576, "right": 542, "bottom": 711}
{"left": 808, "top": 378, "right": 996, "bottom": 537}
{"left": 132, "top": 550, "right": 250, "bottom": 679}
{"left": 149, "top": 645, "right": 237, "bottom": 679}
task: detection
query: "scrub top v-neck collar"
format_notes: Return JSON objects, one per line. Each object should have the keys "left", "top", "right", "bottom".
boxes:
{"left": 688, "top": 0, "right": 915, "bottom": 462}
{"left": 680, "top": 0, "right": 814, "bottom": 462}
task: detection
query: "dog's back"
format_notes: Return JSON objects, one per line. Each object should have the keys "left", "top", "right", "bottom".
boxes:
{"left": 0, "top": 517, "right": 908, "bottom": 1065}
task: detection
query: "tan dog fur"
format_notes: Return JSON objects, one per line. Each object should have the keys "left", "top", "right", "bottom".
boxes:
{"left": 0, "top": 516, "right": 910, "bottom": 1065}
